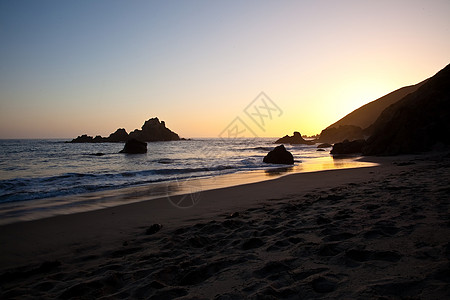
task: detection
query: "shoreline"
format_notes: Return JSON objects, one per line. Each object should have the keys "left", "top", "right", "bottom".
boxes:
{"left": 0, "top": 155, "right": 376, "bottom": 225}
{"left": 1, "top": 157, "right": 386, "bottom": 269}
{"left": 1, "top": 152, "right": 449, "bottom": 298}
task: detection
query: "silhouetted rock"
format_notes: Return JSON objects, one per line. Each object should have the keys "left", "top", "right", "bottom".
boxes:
{"left": 119, "top": 139, "right": 147, "bottom": 154}
{"left": 317, "top": 143, "right": 332, "bottom": 148}
{"left": 326, "top": 81, "right": 425, "bottom": 130}
{"left": 318, "top": 125, "right": 364, "bottom": 144}
{"left": 331, "top": 139, "right": 366, "bottom": 155}
{"left": 318, "top": 80, "right": 425, "bottom": 145}
{"left": 145, "top": 224, "right": 162, "bottom": 235}
{"left": 107, "top": 128, "right": 129, "bottom": 142}
{"left": 71, "top": 134, "right": 94, "bottom": 143}
{"left": 275, "top": 132, "right": 314, "bottom": 145}
{"left": 363, "top": 63, "right": 450, "bottom": 155}
{"left": 129, "top": 118, "right": 180, "bottom": 142}
{"left": 90, "top": 153, "right": 105, "bottom": 156}
{"left": 317, "top": 149, "right": 325, "bottom": 151}
{"left": 93, "top": 135, "right": 104, "bottom": 143}
{"left": 263, "top": 145, "right": 294, "bottom": 164}
{"left": 70, "top": 117, "right": 180, "bottom": 143}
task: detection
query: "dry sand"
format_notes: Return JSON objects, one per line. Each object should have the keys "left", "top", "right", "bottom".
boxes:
{"left": 0, "top": 153, "right": 449, "bottom": 299}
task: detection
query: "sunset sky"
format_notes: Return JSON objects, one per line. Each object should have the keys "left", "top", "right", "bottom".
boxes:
{"left": 1, "top": 0, "right": 449, "bottom": 139}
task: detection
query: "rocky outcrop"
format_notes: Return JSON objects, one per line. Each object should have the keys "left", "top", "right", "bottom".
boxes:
{"left": 326, "top": 81, "right": 425, "bottom": 130}
{"left": 71, "top": 134, "right": 96, "bottom": 143}
{"left": 107, "top": 128, "right": 129, "bottom": 142}
{"left": 119, "top": 139, "right": 147, "bottom": 154}
{"left": 129, "top": 118, "right": 180, "bottom": 142}
{"left": 362, "top": 63, "right": 450, "bottom": 155}
{"left": 330, "top": 139, "right": 367, "bottom": 155}
{"left": 93, "top": 135, "right": 103, "bottom": 143}
{"left": 275, "top": 132, "right": 314, "bottom": 145}
{"left": 70, "top": 117, "right": 180, "bottom": 143}
{"left": 318, "top": 78, "right": 426, "bottom": 145}
{"left": 317, "top": 143, "right": 332, "bottom": 148}
{"left": 318, "top": 125, "right": 364, "bottom": 144}
{"left": 263, "top": 145, "right": 294, "bottom": 164}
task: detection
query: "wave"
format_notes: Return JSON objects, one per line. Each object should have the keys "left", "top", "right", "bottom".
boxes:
{"left": 156, "top": 158, "right": 175, "bottom": 164}
{"left": 0, "top": 138, "right": 327, "bottom": 207}
{"left": 240, "top": 146, "right": 274, "bottom": 151}
{"left": 0, "top": 163, "right": 260, "bottom": 204}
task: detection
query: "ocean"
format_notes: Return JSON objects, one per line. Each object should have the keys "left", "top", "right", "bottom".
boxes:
{"left": 0, "top": 138, "right": 374, "bottom": 224}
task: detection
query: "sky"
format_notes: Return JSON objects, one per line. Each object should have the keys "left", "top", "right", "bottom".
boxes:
{"left": 0, "top": 0, "right": 449, "bottom": 139}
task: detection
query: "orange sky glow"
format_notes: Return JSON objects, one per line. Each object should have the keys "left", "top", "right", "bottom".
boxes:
{"left": 0, "top": 1, "right": 449, "bottom": 139}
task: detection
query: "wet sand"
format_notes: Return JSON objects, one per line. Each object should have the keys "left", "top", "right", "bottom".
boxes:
{"left": 1, "top": 153, "right": 449, "bottom": 299}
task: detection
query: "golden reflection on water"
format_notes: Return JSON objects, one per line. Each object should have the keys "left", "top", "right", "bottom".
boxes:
{"left": 264, "top": 166, "right": 293, "bottom": 176}
{"left": 0, "top": 155, "right": 378, "bottom": 224}
{"left": 170, "top": 155, "right": 377, "bottom": 200}
{"left": 293, "top": 156, "right": 374, "bottom": 173}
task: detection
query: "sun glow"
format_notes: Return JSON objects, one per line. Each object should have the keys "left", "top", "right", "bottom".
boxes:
{"left": 0, "top": 1, "right": 449, "bottom": 138}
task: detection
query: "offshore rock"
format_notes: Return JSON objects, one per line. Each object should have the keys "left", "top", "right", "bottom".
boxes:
{"left": 275, "top": 132, "right": 314, "bottom": 145}
{"left": 119, "top": 139, "right": 147, "bottom": 154}
{"left": 129, "top": 118, "right": 180, "bottom": 142}
{"left": 70, "top": 117, "right": 180, "bottom": 143}
{"left": 93, "top": 135, "right": 104, "bottom": 143}
{"left": 71, "top": 134, "right": 95, "bottom": 143}
{"left": 107, "top": 128, "right": 129, "bottom": 142}
{"left": 263, "top": 145, "right": 294, "bottom": 164}
{"left": 317, "top": 143, "right": 332, "bottom": 148}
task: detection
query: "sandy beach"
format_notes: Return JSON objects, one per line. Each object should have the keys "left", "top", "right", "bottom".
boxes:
{"left": 1, "top": 152, "right": 449, "bottom": 299}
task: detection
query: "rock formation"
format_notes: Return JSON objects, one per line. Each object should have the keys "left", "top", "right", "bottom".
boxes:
{"left": 71, "top": 134, "right": 95, "bottom": 143}
{"left": 70, "top": 117, "right": 180, "bottom": 143}
{"left": 362, "top": 63, "right": 450, "bottom": 155}
{"left": 318, "top": 80, "right": 426, "bottom": 145}
{"left": 327, "top": 81, "right": 425, "bottom": 130}
{"left": 119, "top": 139, "right": 147, "bottom": 154}
{"left": 275, "top": 132, "right": 314, "bottom": 145}
{"left": 330, "top": 139, "right": 367, "bottom": 155}
{"left": 129, "top": 118, "right": 180, "bottom": 142}
{"left": 263, "top": 145, "right": 294, "bottom": 164}
{"left": 318, "top": 125, "right": 364, "bottom": 144}
{"left": 317, "top": 143, "right": 332, "bottom": 148}
{"left": 107, "top": 128, "right": 129, "bottom": 142}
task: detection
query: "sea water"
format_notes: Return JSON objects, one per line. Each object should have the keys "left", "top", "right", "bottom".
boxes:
{"left": 0, "top": 138, "right": 374, "bottom": 224}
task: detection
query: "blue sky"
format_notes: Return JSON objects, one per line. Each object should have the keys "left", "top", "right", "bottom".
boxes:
{"left": 1, "top": 0, "right": 449, "bottom": 138}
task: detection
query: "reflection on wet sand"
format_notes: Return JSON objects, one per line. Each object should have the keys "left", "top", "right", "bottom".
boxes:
{"left": 264, "top": 166, "right": 294, "bottom": 176}
{"left": 293, "top": 156, "right": 374, "bottom": 174}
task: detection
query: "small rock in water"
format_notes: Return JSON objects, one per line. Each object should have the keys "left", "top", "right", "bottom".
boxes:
{"left": 317, "top": 143, "right": 332, "bottom": 148}
{"left": 120, "top": 138, "right": 147, "bottom": 154}
{"left": 263, "top": 145, "right": 294, "bottom": 165}
{"left": 146, "top": 224, "right": 162, "bottom": 235}
{"left": 227, "top": 212, "right": 240, "bottom": 219}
